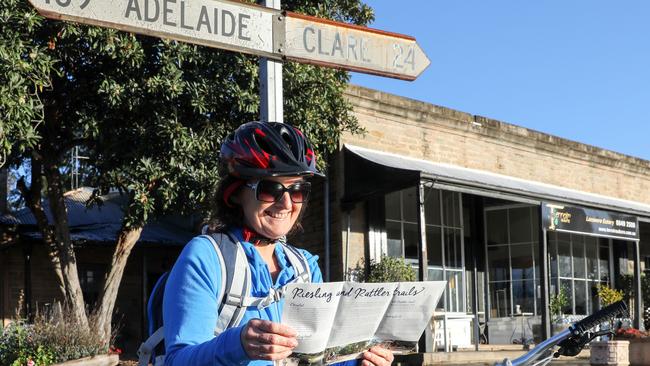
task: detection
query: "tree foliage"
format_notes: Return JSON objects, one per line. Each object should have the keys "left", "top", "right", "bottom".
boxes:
{"left": 1, "top": 0, "right": 373, "bottom": 344}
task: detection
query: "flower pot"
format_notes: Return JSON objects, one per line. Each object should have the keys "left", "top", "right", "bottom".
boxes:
{"left": 629, "top": 338, "right": 650, "bottom": 366}
{"left": 590, "top": 340, "right": 629, "bottom": 365}
{"left": 51, "top": 354, "right": 119, "bottom": 366}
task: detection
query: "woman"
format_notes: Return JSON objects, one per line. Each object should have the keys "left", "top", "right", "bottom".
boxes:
{"left": 162, "top": 122, "right": 394, "bottom": 366}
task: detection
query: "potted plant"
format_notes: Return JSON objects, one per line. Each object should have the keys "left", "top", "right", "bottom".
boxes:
{"left": 590, "top": 284, "right": 629, "bottom": 366}
{"left": 549, "top": 286, "right": 570, "bottom": 336}
{"left": 614, "top": 327, "right": 650, "bottom": 366}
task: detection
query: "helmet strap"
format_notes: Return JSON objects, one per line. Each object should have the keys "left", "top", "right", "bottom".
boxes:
{"left": 242, "top": 225, "right": 284, "bottom": 246}
{"left": 223, "top": 179, "right": 245, "bottom": 208}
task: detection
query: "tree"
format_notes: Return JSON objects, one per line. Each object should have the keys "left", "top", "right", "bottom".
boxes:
{"left": 1, "top": 0, "right": 373, "bottom": 344}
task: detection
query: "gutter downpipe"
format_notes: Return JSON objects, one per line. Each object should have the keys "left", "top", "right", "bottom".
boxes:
{"left": 345, "top": 211, "right": 351, "bottom": 281}
{"left": 324, "top": 152, "right": 331, "bottom": 282}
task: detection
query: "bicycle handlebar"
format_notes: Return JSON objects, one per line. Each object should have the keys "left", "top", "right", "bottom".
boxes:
{"left": 495, "top": 300, "right": 628, "bottom": 366}
{"left": 571, "top": 300, "right": 628, "bottom": 334}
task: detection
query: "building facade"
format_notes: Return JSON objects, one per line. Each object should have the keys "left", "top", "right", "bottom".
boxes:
{"left": 322, "top": 85, "right": 650, "bottom": 350}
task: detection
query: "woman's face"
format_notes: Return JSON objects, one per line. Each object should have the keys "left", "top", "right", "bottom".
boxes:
{"left": 237, "top": 176, "right": 306, "bottom": 241}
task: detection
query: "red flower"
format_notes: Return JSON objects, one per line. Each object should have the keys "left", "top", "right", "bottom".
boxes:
{"left": 109, "top": 346, "right": 123, "bottom": 355}
{"left": 615, "top": 327, "right": 648, "bottom": 339}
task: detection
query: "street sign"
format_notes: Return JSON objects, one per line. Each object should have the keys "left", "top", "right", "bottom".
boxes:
{"left": 28, "top": 0, "right": 282, "bottom": 59}
{"left": 283, "top": 12, "right": 430, "bottom": 81}
{"left": 28, "top": 0, "right": 430, "bottom": 80}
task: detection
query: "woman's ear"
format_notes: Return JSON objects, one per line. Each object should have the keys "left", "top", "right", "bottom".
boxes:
{"left": 229, "top": 191, "right": 241, "bottom": 205}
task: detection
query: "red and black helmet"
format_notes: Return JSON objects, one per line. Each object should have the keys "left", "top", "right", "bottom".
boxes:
{"left": 220, "top": 121, "right": 325, "bottom": 179}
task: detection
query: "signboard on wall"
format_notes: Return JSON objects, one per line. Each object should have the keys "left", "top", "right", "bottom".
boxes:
{"left": 542, "top": 202, "right": 639, "bottom": 241}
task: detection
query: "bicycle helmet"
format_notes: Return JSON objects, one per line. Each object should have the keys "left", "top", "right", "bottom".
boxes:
{"left": 220, "top": 121, "right": 325, "bottom": 179}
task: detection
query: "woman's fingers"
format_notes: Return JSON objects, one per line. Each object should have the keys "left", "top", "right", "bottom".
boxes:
{"left": 362, "top": 345, "right": 394, "bottom": 366}
{"left": 241, "top": 319, "right": 298, "bottom": 360}
{"left": 254, "top": 319, "right": 297, "bottom": 338}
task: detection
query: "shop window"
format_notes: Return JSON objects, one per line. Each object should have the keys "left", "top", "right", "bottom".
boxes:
{"left": 510, "top": 244, "right": 534, "bottom": 281}
{"left": 386, "top": 221, "right": 402, "bottom": 258}
{"left": 557, "top": 238, "right": 572, "bottom": 278}
{"left": 445, "top": 228, "right": 463, "bottom": 268}
{"left": 585, "top": 237, "right": 598, "bottom": 280}
{"left": 509, "top": 207, "right": 532, "bottom": 244}
{"left": 488, "top": 245, "right": 510, "bottom": 282}
{"left": 485, "top": 205, "right": 539, "bottom": 318}
{"left": 383, "top": 186, "right": 465, "bottom": 313}
{"left": 424, "top": 188, "right": 441, "bottom": 225}
{"left": 599, "top": 242, "right": 610, "bottom": 282}
{"left": 486, "top": 210, "right": 508, "bottom": 245}
{"left": 490, "top": 281, "right": 511, "bottom": 318}
{"left": 385, "top": 191, "right": 401, "bottom": 221}
{"left": 549, "top": 232, "right": 610, "bottom": 316}
{"left": 512, "top": 280, "right": 535, "bottom": 314}
{"left": 426, "top": 226, "right": 443, "bottom": 267}
{"left": 402, "top": 187, "right": 419, "bottom": 223}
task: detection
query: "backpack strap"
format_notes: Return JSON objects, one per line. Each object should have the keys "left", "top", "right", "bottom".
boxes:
{"left": 137, "top": 271, "right": 170, "bottom": 366}
{"left": 203, "top": 231, "right": 252, "bottom": 335}
{"left": 206, "top": 232, "right": 314, "bottom": 334}
{"left": 234, "top": 241, "right": 313, "bottom": 309}
{"left": 137, "top": 327, "right": 164, "bottom": 366}
{"left": 281, "top": 241, "right": 312, "bottom": 284}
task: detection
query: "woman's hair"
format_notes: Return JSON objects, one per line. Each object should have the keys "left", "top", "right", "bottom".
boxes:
{"left": 205, "top": 173, "right": 308, "bottom": 237}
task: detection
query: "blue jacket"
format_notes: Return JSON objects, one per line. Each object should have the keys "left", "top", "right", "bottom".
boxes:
{"left": 163, "top": 229, "right": 358, "bottom": 366}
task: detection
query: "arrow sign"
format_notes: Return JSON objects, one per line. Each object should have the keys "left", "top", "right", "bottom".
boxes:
{"left": 28, "top": 0, "right": 282, "bottom": 59}
{"left": 282, "top": 12, "right": 430, "bottom": 81}
{"left": 28, "top": 0, "right": 430, "bottom": 80}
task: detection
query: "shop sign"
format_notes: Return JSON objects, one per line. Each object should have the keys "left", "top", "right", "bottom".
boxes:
{"left": 542, "top": 202, "right": 639, "bottom": 240}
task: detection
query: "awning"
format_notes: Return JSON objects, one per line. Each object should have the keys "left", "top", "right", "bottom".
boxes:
{"left": 343, "top": 144, "right": 650, "bottom": 218}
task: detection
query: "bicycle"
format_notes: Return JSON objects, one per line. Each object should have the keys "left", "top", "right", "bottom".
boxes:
{"left": 494, "top": 300, "right": 629, "bottom": 366}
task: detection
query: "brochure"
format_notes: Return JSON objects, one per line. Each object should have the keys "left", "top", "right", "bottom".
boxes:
{"left": 275, "top": 281, "right": 446, "bottom": 365}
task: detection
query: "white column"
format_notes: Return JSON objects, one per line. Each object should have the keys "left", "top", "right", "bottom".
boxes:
{"left": 259, "top": 0, "right": 283, "bottom": 122}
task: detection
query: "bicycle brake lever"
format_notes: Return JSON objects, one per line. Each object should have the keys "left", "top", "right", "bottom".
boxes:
{"left": 555, "top": 330, "right": 613, "bottom": 358}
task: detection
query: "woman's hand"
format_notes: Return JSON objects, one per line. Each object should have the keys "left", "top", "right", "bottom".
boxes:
{"left": 361, "top": 345, "right": 394, "bottom": 366}
{"left": 241, "top": 319, "right": 298, "bottom": 361}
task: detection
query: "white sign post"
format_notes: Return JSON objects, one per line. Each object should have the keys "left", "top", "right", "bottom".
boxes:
{"left": 28, "top": 0, "right": 430, "bottom": 80}
{"left": 259, "top": 0, "right": 283, "bottom": 123}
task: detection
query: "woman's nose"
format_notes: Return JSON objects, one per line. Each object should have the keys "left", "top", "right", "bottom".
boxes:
{"left": 277, "top": 191, "right": 293, "bottom": 208}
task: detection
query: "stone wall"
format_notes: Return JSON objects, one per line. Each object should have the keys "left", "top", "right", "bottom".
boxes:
{"left": 342, "top": 85, "right": 650, "bottom": 204}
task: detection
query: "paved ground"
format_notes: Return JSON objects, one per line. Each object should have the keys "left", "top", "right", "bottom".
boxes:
{"left": 119, "top": 348, "right": 593, "bottom": 365}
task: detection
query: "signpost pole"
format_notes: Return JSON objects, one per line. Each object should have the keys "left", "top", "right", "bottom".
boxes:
{"left": 259, "top": 0, "right": 283, "bottom": 123}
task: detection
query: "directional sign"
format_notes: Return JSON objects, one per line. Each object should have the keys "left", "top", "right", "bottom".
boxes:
{"left": 28, "top": 0, "right": 430, "bottom": 80}
{"left": 28, "top": 0, "right": 282, "bottom": 59}
{"left": 282, "top": 12, "right": 430, "bottom": 81}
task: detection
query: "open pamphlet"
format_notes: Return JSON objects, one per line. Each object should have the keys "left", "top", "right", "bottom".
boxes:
{"left": 275, "top": 281, "right": 446, "bottom": 365}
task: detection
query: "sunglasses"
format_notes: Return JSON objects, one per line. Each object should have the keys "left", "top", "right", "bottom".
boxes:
{"left": 245, "top": 180, "right": 311, "bottom": 203}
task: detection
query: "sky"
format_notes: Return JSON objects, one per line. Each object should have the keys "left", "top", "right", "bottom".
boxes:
{"left": 350, "top": 1, "right": 650, "bottom": 161}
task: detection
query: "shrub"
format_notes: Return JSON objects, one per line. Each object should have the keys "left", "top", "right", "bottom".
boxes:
{"left": 549, "top": 286, "right": 569, "bottom": 323}
{"left": 354, "top": 255, "right": 417, "bottom": 283}
{"left": 0, "top": 322, "right": 55, "bottom": 366}
{"left": 597, "top": 284, "right": 624, "bottom": 307}
{"left": 0, "top": 303, "right": 112, "bottom": 365}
